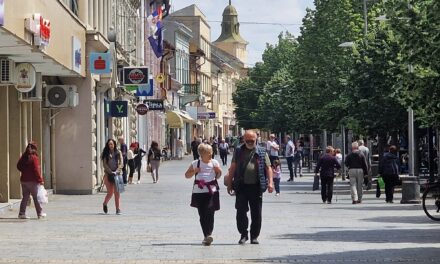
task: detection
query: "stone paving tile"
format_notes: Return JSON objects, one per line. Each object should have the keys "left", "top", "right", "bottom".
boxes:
{"left": 1, "top": 156, "right": 440, "bottom": 264}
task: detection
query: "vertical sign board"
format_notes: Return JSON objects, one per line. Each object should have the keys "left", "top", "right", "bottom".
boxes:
{"left": 0, "top": 0, "right": 4, "bottom": 26}
{"left": 72, "top": 36, "right": 81, "bottom": 74}
{"left": 109, "top": 101, "right": 128, "bottom": 117}
{"left": 89, "top": 52, "right": 111, "bottom": 74}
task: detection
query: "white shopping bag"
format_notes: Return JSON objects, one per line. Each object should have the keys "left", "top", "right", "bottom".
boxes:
{"left": 37, "top": 185, "right": 49, "bottom": 204}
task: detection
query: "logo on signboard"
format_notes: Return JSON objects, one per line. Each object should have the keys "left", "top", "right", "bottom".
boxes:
{"left": 144, "top": 99, "right": 164, "bottom": 111}
{"left": 15, "top": 63, "right": 36, "bottom": 93}
{"left": 197, "top": 112, "right": 216, "bottom": 120}
{"left": 24, "top": 14, "right": 51, "bottom": 49}
{"left": 109, "top": 101, "right": 128, "bottom": 117}
{"left": 89, "top": 52, "right": 111, "bottom": 74}
{"left": 123, "top": 67, "right": 149, "bottom": 86}
{"left": 136, "top": 103, "right": 149, "bottom": 115}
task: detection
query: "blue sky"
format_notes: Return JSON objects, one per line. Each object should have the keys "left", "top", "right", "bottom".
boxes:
{"left": 171, "top": 0, "right": 315, "bottom": 67}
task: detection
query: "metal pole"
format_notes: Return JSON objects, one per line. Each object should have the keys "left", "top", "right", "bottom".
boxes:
{"left": 341, "top": 125, "right": 346, "bottom": 176}
{"left": 408, "top": 108, "right": 415, "bottom": 176}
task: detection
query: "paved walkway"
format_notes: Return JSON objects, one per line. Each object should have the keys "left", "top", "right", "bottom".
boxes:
{"left": 1, "top": 156, "right": 439, "bottom": 263}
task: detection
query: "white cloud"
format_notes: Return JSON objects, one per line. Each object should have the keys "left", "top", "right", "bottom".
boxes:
{"left": 171, "top": 0, "right": 315, "bottom": 66}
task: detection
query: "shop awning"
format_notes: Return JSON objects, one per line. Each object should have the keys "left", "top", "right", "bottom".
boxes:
{"left": 166, "top": 110, "right": 200, "bottom": 128}
{"left": 166, "top": 110, "right": 184, "bottom": 128}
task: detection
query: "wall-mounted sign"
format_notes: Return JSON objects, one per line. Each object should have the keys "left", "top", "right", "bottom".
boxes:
{"left": 109, "top": 101, "right": 128, "bottom": 117}
{"left": 144, "top": 99, "right": 164, "bottom": 111}
{"left": 0, "top": 0, "right": 4, "bottom": 26}
{"left": 24, "top": 14, "right": 51, "bottom": 49}
{"left": 15, "top": 63, "right": 36, "bottom": 93}
{"left": 72, "top": 36, "right": 81, "bottom": 74}
{"left": 123, "top": 67, "right": 148, "bottom": 85}
{"left": 89, "top": 52, "right": 111, "bottom": 74}
{"left": 155, "top": 73, "right": 165, "bottom": 83}
{"left": 197, "top": 112, "right": 216, "bottom": 120}
{"left": 135, "top": 103, "right": 149, "bottom": 115}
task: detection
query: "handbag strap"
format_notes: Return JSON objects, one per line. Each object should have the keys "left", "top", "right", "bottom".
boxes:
{"left": 193, "top": 159, "right": 201, "bottom": 185}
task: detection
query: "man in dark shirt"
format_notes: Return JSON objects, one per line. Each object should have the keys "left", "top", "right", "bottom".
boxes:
{"left": 118, "top": 137, "right": 128, "bottom": 184}
{"left": 227, "top": 130, "right": 273, "bottom": 245}
{"left": 345, "top": 142, "right": 368, "bottom": 204}
{"left": 315, "top": 146, "right": 341, "bottom": 204}
{"left": 191, "top": 137, "right": 201, "bottom": 160}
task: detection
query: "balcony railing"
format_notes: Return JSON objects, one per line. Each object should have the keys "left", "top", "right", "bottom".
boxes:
{"left": 182, "top": 83, "right": 200, "bottom": 95}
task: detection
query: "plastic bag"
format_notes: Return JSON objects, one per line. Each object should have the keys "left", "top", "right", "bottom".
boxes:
{"left": 377, "top": 176, "right": 385, "bottom": 189}
{"left": 37, "top": 185, "right": 48, "bottom": 204}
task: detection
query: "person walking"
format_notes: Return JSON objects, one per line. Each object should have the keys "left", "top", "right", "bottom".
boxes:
{"left": 334, "top": 148, "right": 344, "bottom": 180}
{"left": 133, "top": 143, "right": 146, "bottom": 184}
{"left": 177, "top": 137, "right": 184, "bottom": 160}
{"left": 185, "top": 143, "right": 222, "bottom": 246}
{"left": 358, "top": 139, "right": 372, "bottom": 189}
{"left": 272, "top": 159, "right": 282, "bottom": 196}
{"left": 266, "top": 134, "right": 280, "bottom": 165}
{"left": 315, "top": 146, "right": 341, "bottom": 204}
{"left": 379, "top": 145, "right": 400, "bottom": 203}
{"left": 17, "top": 141, "right": 46, "bottom": 219}
{"left": 226, "top": 130, "right": 274, "bottom": 245}
{"left": 345, "top": 142, "right": 369, "bottom": 204}
{"left": 118, "top": 137, "right": 128, "bottom": 184}
{"left": 127, "top": 143, "right": 136, "bottom": 184}
{"left": 191, "top": 137, "right": 201, "bottom": 160}
{"left": 218, "top": 139, "right": 229, "bottom": 166}
{"left": 101, "top": 139, "right": 123, "bottom": 215}
{"left": 211, "top": 136, "right": 218, "bottom": 159}
{"left": 293, "top": 139, "right": 303, "bottom": 178}
{"left": 285, "top": 135, "right": 295, "bottom": 182}
{"left": 147, "top": 141, "right": 162, "bottom": 183}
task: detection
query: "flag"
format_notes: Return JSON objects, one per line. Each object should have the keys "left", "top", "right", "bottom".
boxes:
{"left": 148, "top": 22, "right": 163, "bottom": 58}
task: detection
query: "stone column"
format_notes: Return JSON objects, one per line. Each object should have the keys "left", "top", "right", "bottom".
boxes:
{"left": 88, "top": 0, "right": 93, "bottom": 28}
{"left": 78, "top": 0, "right": 88, "bottom": 26}
{"left": 93, "top": 0, "right": 98, "bottom": 30}
{"left": 8, "top": 86, "right": 22, "bottom": 199}
{"left": 0, "top": 87, "right": 9, "bottom": 203}
{"left": 98, "top": 0, "right": 103, "bottom": 33}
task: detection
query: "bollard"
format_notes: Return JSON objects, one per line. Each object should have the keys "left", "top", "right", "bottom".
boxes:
{"left": 400, "top": 175, "right": 421, "bottom": 204}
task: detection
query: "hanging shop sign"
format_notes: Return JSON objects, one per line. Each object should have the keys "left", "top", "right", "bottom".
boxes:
{"left": 109, "top": 101, "right": 128, "bottom": 117}
{"left": 89, "top": 52, "right": 111, "bottom": 74}
{"left": 24, "top": 14, "right": 51, "bottom": 49}
{"left": 72, "top": 36, "right": 81, "bottom": 74}
{"left": 0, "top": 0, "right": 4, "bottom": 26}
{"left": 155, "top": 73, "right": 165, "bottom": 83}
{"left": 123, "top": 67, "right": 149, "bottom": 85}
{"left": 144, "top": 99, "right": 164, "bottom": 111}
{"left": 135, "top": 103, "right": 149, "bottom": 115}
{"left": 15, "top": 63, "right": 36, "bottom": 93}
{"left": 197, "top": 112, "right": 216, "bottom": 120}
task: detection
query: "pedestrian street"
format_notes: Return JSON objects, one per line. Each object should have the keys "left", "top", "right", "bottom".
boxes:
{"left": 0, "top": 156, "right": 439, "bottom": 264}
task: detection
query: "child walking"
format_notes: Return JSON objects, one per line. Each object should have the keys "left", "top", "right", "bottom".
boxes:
{"left": 185, "top": 143, "right": 222, "bottom": 246}
{"left": 273, "top": 159, "right": 282, "bottom": 196}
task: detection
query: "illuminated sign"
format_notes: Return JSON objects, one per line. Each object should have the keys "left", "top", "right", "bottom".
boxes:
{"left": 24, "top": 14, "right": 51, "bottom": 49}
{"left": 89, "top": 52, "right": 111, "bottom": 74}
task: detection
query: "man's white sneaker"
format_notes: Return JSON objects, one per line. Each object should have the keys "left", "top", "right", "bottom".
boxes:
{"left": 38, "top": 213, "right": 47, "bottom": 219}
{"left": 18, "top": 215, "right": 30, "bottom": 219}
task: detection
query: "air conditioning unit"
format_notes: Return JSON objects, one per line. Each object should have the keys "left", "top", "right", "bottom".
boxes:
{"left": 45, "top": 85, "right": 79, "bottom": 108}
{"left": 0, "top": 58, "right": 15, "bottom": 85}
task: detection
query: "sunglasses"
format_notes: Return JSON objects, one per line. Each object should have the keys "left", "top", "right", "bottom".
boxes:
{"left": 245, "top": 140, "right": 256, "bottom": 144}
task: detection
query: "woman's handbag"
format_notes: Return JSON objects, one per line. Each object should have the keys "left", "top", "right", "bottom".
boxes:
{"left": 147, "top": 164, "right": 152, "bottom": 173}
{"left": 313, "top": 175, "right": 320, "bottom": 191}
{"left": 114, "top": 173, "right": 125, "bottom": 193}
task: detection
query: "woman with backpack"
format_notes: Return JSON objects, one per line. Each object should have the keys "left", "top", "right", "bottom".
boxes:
{"left": 147, "top": 141, "right": 162, "bottom": 183}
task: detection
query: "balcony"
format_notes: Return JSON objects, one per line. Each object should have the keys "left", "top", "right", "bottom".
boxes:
{"left": 182, "top": 83, "right": 200, "bottom": 95}
{"left": 181, "top": 83, "right": 200, "bottom": 106}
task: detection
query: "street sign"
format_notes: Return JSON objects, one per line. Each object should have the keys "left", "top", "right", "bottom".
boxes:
{"left": 135, "top": 103, "right": 149, "bottom": 115}
{"left": 109, "top": 101, "right": 128, "bottom": 117}
{"left": 123, "top": 67, "right": 149, "bottom": 85}
{"left": 197, "top": 112, "right": 216, "bottom": 120}
{"left": 144, "top": 99, "right": 164, "bottom": 111}
{"left": 89, "top": 52, "right": 111, "bottom": 74}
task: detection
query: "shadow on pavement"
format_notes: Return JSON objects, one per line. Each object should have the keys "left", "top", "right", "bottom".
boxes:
{"left": 275, "top": 228, "right": 440, "bottom": 244}
{"left": 325, "top": 205, "right": 422, "bottom": 211}
{"left": 151, "top": 243, "right": 238, "bottom": 246}
{"left": 253, "top": 247, "right": 439, "bottom": 263}
{"left": 362, "top": 215, "right": 437, "bottom": 225}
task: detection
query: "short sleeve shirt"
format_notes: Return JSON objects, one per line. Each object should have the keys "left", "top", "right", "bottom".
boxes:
{"left": 232, "top": 147, "right": 271, "bottom": 184}
{"left": 191, "top": 159, "right": 220, "bottom": 193}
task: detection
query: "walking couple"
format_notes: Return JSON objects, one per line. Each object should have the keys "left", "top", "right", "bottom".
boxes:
{"left": 185, "top": 130, "right": 274, "bottom": 246}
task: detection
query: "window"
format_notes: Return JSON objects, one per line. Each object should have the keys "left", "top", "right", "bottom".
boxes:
{"left": 61, "top": 0, "right": 79, "bottom": 16}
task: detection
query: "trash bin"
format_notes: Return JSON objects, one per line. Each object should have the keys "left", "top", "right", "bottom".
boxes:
{"left": 400, "top": 175, "right": 421, "bottom": 204}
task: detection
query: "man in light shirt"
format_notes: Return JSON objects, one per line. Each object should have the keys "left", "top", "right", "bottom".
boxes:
{"left": 266, "top": 134, "right": 279, "bottom": 165}
{"left": 285, "top": 135, "right": 295, "bottom": 181}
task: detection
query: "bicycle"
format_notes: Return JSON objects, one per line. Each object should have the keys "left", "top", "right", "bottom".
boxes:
{"left": 422, "top": 181, "right": 440, "bottom": 221}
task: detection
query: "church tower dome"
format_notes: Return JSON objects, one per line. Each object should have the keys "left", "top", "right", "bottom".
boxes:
{"left": 213, "top": 1, "right": 248, "bottom": 63}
